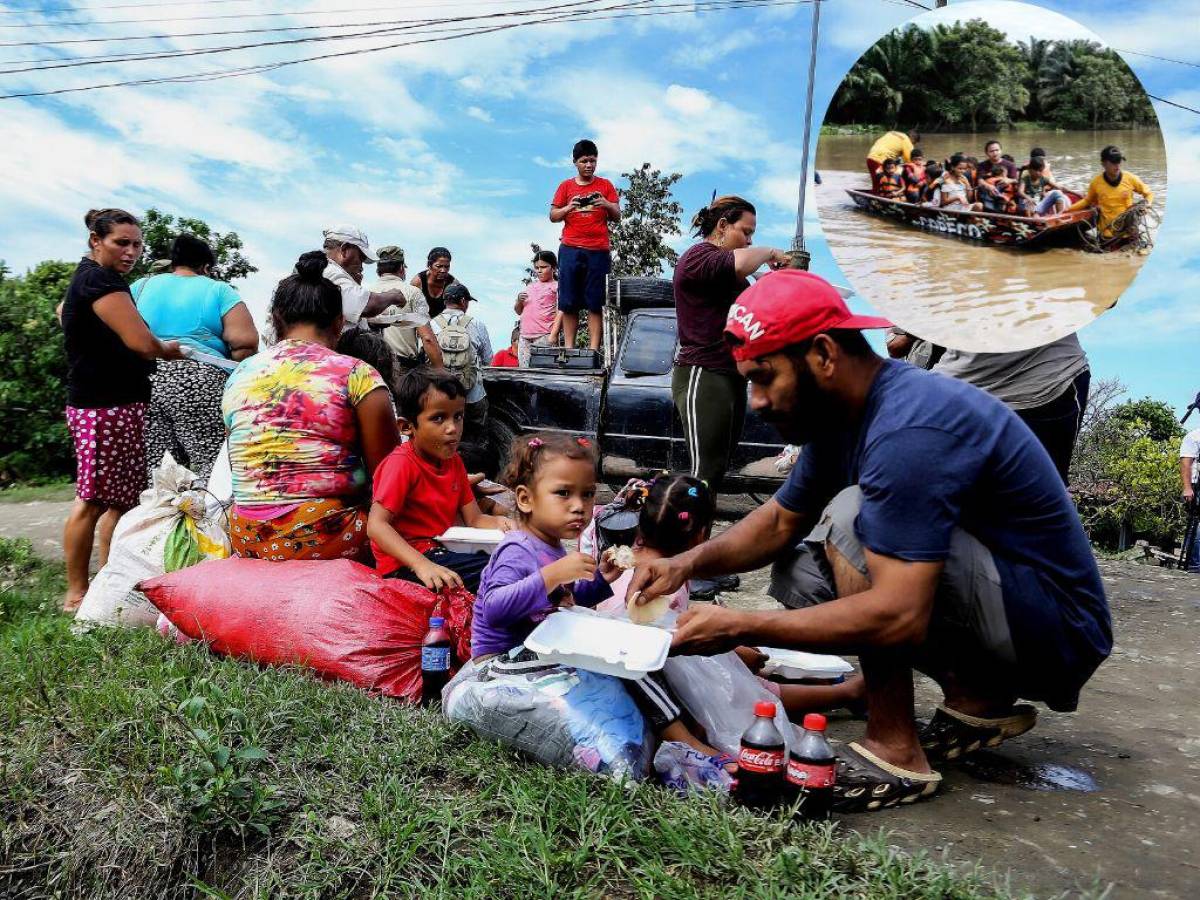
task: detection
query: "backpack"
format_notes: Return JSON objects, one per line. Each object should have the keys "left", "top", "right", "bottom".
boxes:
{"left": 433, "top": 312, "right": 479, "bottom": 391}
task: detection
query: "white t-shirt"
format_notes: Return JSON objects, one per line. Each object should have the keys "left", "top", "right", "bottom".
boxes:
{"left": 1180, "top": 429, "right": 1200, "bottom": 484}
{"left": 323, "top": 260, "right": 372, "bottom": 330}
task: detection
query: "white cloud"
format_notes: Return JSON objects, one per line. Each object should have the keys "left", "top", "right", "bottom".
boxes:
{"left": 466, "top": 105, "right": 493, "bottom": 123}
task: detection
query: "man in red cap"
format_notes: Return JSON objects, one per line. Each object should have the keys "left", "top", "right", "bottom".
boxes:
{"left": 629, "top": 269, "right": 1111, "bottom": 812}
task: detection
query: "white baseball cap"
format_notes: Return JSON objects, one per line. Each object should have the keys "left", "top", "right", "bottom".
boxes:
{"left": 323, "top": 224, "right": 375, "bottom": 262}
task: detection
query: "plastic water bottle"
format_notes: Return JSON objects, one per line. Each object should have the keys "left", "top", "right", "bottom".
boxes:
{"left": 734, "top": 701, "right": 787, "bottom": 810}
{"left": 785, "top": 713, "right": 836, "bottom": 820}
{"left": 420, "top": 616, "right": 451, "bottom": 706}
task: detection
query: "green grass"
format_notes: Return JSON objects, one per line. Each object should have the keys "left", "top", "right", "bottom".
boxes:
{"left": 0, "top": 538, "right": 1018, "bottom": 899}
{"left": 0, "top": 479, "right": 75, "bottom": 503}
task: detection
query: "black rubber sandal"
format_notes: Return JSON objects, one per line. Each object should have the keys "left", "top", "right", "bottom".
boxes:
{"left": 832, "top": 741, "right": 942, "bottom": 813}
{"left": 919, "top": 704, "right": 1037, "bottom": 764}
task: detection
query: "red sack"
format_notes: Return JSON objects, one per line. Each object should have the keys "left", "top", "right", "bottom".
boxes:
{"left": 139, "top": 557, "right": 474, "bottom": 703}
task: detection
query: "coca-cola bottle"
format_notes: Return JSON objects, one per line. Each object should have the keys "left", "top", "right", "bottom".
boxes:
{"left": 420, "top": 616, "right": 452, "bottom": 706}
{"left": 785, "top": 713, "right": 836, "bottom": 820}
{"left": 734, "top": 701, "right": 787, "bottom": 810}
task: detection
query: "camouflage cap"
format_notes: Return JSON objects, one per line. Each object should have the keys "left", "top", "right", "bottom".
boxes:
{"left": 149, "top": 259, "right": 172, "bottom": 274}
{"left": 376, "top": 245, "right": 406, "bottom": 266}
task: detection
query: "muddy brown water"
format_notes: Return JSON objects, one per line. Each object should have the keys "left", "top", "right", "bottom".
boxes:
{"left": 815, "top": 129, "right": 1168, "bottom": 352}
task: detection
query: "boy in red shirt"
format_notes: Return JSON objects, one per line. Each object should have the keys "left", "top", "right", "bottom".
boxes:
{"left": 491, "top": 325, "right": 520, "bottom": 367}
{"left": 368, "top": 367, "right": 513, "bottom": 592}
{"left": 549, "top": 139, "right": 621, "bottom": 353}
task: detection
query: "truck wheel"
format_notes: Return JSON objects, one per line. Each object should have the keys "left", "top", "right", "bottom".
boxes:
{"left": 608, "top": 276, "right": 674, "bottom": 314}
{"left": 486, "top": 417, "right": 518, "bottom": 479}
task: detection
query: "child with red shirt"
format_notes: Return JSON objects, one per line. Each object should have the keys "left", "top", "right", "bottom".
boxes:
{"left": 549, "top": 139, "right": 620, "bottom": 353}
{"left": 368, "top": 367, "right": 513, "bottom": 592}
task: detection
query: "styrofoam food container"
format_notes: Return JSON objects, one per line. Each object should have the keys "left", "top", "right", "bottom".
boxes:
{"left": 758, "top": 647, "right": 854, "bottom": 681}
{"left": 438, "top": 526, "right": 506, "bottom": 554}
{"left": 525, "top": 608, "right": 671, "bottom": 680}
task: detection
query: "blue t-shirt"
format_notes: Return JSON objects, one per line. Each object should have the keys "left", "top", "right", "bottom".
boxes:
{"left": 775, "top": 359, "right": 1110, "bottom": 711}
{"left": 132, "top": 273, "right": 243, "bottom": 358}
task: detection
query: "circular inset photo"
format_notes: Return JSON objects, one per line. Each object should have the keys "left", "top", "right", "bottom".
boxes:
{"left": 816, "top": 0, "right": 1166, "bottom": 352}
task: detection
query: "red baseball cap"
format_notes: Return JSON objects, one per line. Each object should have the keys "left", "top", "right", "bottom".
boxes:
{"left": 724, "top": 269, "right": 892, "bottom": 362}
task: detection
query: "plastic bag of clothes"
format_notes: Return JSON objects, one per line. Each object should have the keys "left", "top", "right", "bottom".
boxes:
{"left": 443, "top": 652, "right": 653, "bottom": 781}
{"left": 74, "top": 452, "right": 229, "bottom": 630}
{"left": 663, "top": 651, "right": 794, "bottom": 756}
{"left": 140, "top": 557, "right": 473, "bottom": 702}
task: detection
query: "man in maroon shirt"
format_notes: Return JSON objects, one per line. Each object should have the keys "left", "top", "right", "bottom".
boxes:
{"left": 550, "top": 139, "right": 621, "bottom": 352}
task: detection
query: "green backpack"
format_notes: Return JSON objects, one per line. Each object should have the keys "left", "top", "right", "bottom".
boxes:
{"left": 433, "top": 312, "right": 480, "bottom": 392}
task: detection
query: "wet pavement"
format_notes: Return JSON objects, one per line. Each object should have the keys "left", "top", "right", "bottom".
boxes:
{"left": 731, "top": 555, "right": 1200, "bottom": 899}
{"left": 5, "top": 500, "right": 1198, "bottom": 897}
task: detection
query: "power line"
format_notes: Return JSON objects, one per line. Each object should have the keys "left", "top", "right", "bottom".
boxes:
{"left": 0, "top": 0, "right": 596, "bottom": 28}
{"left": 0, "top": 0, "right": 808, "bottom": 99}
{"left": 1147, "top": 94, "right": 1200, "bottom": 116}
{"left": 1115, "top": 48, "right": 1200, "bottom": 69}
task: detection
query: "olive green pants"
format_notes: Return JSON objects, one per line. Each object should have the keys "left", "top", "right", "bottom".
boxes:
{"left": 672, "top": 364, "right": 747, "bottom": 491}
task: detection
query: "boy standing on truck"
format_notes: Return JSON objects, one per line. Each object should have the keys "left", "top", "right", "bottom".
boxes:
{"left": 550, "top": 139, "right": 621, "bottom": 354}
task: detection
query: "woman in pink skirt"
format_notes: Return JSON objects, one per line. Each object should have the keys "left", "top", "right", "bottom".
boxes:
{"left": 59, "top": 209, "right": 185, "bottom": 612}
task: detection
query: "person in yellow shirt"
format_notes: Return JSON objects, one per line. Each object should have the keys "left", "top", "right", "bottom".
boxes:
{"left": 866, "top": 129, "right": 921, "bottom": 178}
{"left": 1068, "top": 145, "right": 1154, "bottom": 237}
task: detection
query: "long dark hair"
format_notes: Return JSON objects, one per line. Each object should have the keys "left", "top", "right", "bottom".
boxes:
{"left": 690, "top": 195, "right": 755, "bottom": 238}
{"left": 169, "top": 233, "right": 216, "bottom": 272}
{"left": 270, "top": 250, "right": 342, "bottom": 334}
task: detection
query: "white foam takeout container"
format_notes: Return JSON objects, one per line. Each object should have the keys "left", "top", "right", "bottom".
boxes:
{"left": 758, "top": 647, "right": 855, "bottom": 681}
{"left": 525, "top": 608, "right": 671, "bottom": 681}
{"left": 437, "top": 526, "right": 506, "bottom": 555}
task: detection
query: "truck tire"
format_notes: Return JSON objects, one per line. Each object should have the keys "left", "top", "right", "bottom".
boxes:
{"left": 608, "top": 276, "right": 674, "bottom": 314}
{"left": 486, "top": 417, "right": 518, "bottom": 479}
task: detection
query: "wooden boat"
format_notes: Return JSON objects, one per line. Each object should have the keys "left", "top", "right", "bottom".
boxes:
{"left": 845, "top": 187, "right": 1098, "bottom": 249}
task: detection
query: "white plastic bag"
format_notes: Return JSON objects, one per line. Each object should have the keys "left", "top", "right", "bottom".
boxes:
{"left": 654, "top": 741, "right": 734, "bottom": 796}
{"left": 74, "top": 453, "right": 230, "bottom": 630}
{"left": 662, "top": 652, "right": 794, "bottom": 756}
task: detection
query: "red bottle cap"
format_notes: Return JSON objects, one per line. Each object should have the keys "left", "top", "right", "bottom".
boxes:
{"left": 803, "top": 713, "right": 827, "bottom": 732}
{"left": 754, "top": 701, "right": 777, "bottom": 718}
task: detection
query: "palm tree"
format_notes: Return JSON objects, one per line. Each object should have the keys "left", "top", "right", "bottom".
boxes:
{"left": 1018, "top": 36, "right": 1052, "bottom": 119}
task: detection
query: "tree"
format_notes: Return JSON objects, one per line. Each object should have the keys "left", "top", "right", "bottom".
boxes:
{"left": 1062, "top": 56, "right": 1132, "bottom": 128}
{"left": 610, "top": 163, "right": 683, "bottom": 278}
{"left": 131, "top": 208, "right": 256, "bottom": 283}
{"left": 932, "top": 20, "right": 1030, "bottom": 131}
{"left": 1070, "top": 380, "right": 1188, "bottom": 551}
{"left": 0, "top": 261, "right": 75, "bottom": 483}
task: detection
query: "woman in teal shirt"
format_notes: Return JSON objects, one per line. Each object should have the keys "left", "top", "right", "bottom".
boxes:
{"left": 132, "top": 234, "right": 258, "bottom": 481}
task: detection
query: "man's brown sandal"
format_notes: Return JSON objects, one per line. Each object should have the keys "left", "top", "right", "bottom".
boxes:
{"left": 831, "top": 741, "right": 942, "bottom": 813}
{"left": 919, "top": 704, "right": 1037, "bottom": 764}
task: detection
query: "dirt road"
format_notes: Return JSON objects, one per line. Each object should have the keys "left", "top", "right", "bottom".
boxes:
{"left": 3, "top": 499, "right": 1197, "bottom": 897}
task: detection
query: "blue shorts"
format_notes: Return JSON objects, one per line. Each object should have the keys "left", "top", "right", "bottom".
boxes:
{"left": 557, "top": 244, "right": 611, "bottom": 314}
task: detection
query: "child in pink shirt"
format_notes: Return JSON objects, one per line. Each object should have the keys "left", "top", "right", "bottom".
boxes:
{"left": 513, "top": 250, "right": 561, "bottom": 367}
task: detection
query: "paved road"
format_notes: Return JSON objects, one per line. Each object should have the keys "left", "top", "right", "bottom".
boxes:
{"left": 4, "top": 500, "right": 1198, "bottom": 897}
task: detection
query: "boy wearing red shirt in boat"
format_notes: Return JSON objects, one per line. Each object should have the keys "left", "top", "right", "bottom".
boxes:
{"left": 903, "top": 150, "right": 927, "bottom": 204}
{"left": 873, "top": 158, "right": 907, "bottom": 200}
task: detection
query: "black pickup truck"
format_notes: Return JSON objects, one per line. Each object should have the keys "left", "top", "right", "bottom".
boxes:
{"left": 479, "top": 278, "right": 787, "bottom": 492}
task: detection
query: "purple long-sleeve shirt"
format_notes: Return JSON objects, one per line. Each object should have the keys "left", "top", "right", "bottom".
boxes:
{"left": 471, "top": 530, "right": 613, "bottom": 658}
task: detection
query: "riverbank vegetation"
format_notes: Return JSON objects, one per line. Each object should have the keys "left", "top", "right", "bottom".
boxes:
{"left": 826, "top": 20, "right": 1157, "bottom": 132}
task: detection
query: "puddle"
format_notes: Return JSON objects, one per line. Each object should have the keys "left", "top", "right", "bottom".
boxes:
{"left": 959, "top": 751, "right": 1099, "bottom": 792}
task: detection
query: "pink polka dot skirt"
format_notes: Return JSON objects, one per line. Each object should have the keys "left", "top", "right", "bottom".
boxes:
{"left": 66, "top": 403, "right": 149, "bottom": 510}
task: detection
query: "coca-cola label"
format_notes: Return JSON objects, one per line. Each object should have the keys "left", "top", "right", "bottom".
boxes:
{"left": 738, "top": 747, "right": 785, "bottom": 774}
{"left": 786, "top": 759, "right": 836, "bottom": 789}
{"left": 421, "top": 646, "right": 450, "bottom": 672}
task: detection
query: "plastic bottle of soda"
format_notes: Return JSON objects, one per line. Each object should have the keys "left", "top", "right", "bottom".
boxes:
{"left": 734, "top": 700, "right": 787, "bottom": 810}
{"left": 785, "top": 713, "right": 837, "bottom": 821}
{"left": 420, "top": 616, "right": 452, "bottom": 706}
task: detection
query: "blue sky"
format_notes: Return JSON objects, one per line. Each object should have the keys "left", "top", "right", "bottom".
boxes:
{"left": 1, "top": 0, "right": 1196, "bottom": 414}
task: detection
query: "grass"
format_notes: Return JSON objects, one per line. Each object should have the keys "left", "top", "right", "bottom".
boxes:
{"left": 0, "top": 479, "right": 75, "bottom": 503}
{"left": 0, "top": 538, "right": 1019, "bottom": 899}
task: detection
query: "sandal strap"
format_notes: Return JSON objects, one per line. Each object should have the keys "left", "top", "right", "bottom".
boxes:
{"left": 847, "top": 742, "right": 941, "bottom": 784}
{"left": 935, "top": 703, "right": 1037, "bottom": 731}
